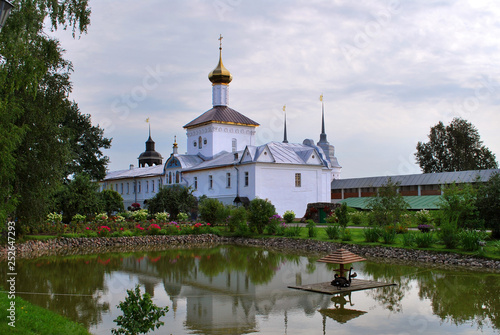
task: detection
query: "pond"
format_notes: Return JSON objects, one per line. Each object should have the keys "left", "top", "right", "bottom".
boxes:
{"left": 1, "top": 245, "right": 499, "bottom": 334}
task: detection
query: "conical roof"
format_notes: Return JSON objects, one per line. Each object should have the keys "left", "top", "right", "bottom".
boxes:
{"left": 317, "top": 248, "right": 366, "bottom": 265}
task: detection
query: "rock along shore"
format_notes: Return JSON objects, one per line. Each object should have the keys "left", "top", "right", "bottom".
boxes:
{"left": 1, "top": 234, "right": 499, "bottom": 271}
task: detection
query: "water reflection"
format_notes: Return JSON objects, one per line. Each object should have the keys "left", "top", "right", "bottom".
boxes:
{"left": 1, "top": 245, "right": 499, "bottom": 334}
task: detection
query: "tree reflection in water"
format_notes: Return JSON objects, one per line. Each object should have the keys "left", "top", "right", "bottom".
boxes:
{"left": 1, "top": 246, "right": 499, "bottom": 334}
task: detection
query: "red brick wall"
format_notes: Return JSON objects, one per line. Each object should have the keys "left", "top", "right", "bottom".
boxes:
{"left": 421, "top": 190, "right": 441, "bottom": 196}
{"left": 343, "top": 192, "right": 359, "bottom": 199}
{"left": 400, "top": 190, "right": 418, "bottom": 196}
{"left": 331, "top": 192, "right": 342, "bottom": 199}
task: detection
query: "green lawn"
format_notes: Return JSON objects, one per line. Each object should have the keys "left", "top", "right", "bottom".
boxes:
{"left": 0, "top": 290, "right": 91, "bottom": 335}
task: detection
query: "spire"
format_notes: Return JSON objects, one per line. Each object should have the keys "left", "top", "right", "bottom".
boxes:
{"left": 319, "top": 94, "right": 327, "bottom": 143}
{"left": 282, "top": 105, "right": 288, "bottom": 143}
{"left": 172, "top": 136, "right": 178, "bottom": 154}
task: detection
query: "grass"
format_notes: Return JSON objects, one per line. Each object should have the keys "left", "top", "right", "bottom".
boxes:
{"left": 0, "top": 290, "right": 91, "bottom": 335}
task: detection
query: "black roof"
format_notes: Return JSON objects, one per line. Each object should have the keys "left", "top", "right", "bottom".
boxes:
{"left": 184, "top": 106, "right": 259, "bottom": 129}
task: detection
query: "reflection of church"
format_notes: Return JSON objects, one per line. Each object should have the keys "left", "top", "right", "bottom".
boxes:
{"left": 101, "top": 39, "right": 341, "bottom": 217}
{"left": 119, "top": 248, "right": 340, "bottom": 335}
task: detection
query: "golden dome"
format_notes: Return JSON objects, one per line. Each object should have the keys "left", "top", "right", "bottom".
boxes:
{"left": 208, "top": 49, "right": 232, "bottom": 85}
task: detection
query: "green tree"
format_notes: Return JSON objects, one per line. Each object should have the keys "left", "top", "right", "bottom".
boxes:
{"left": 146, "top": 185, "right": 196, "bottom": 221}
{"left": 476, "top": 173, "right": 500, "bottom": 238}
{"left": 62, "top": 103, "right": 111, "bottom": 181}
{"left": 100, "top": 189, "right": 124, "bottom": 216}
{"left": 367, "top": 178, "right": 409, "bottom": 226}
{"left": 54, "top": 174, "right": 102, "bottom": 223}
{"left": 415, "top": 118, "right": 498, "bottom": 173}
{"left": 198, "top": 197, "right": 227, "bottom": 225}
{"left": 112, "top": 285, "right": 168, "bottom": 335}
{"left": 248, "top": 198, "right": 276, "bottom": 234}
{"left": 438, "top": 182, "right": 480, "bottom": 229}
{"left": 335, "top": 203, "right": 349, "bottom": 228}
{"left": 0, "top": 1, "right": 104, "bottom": 229}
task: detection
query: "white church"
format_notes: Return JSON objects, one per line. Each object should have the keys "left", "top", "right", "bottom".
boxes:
{"left": 101, "top": 44, "right": 341, "bottom": 217}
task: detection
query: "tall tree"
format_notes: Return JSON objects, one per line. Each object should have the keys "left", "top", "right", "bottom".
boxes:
{"left": 415, "top": 118, "right": 498, "bottom": 173}
{"left": 0, "top": 1, "right": 111, "bottom": 230}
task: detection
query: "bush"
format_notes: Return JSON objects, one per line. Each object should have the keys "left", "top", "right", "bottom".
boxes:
{"left": 154, "top": 212, "right": 170, "bottom": 222}
{"left": 112, "top": 285, "right": 169, "bottom": 335}
{"left": 363, "top": 227, "right": 381, "bottom": 243}
{"left": 349, "top": 211, "right": 365, "bottom": 225}
{"left": 335, "top": 203, "right": 349, "bottom": 228}
{"left": 100, "top": 189, "right": 124, "bottom": 215}
{"left": 381, "top": 227, "right": 397, "bottom": 244}
{"left": 177, "top": 212, "right": 189, "bottom": 222}
{"left": 325, "top": 213, "right": 338, "bottom": 224}
{"left": 131, "top": 209, "right": 148, "bottom": 222}
{"left": 438, "top": 219, "right": 460, "bottom": 249}
{"left": 248, "top": 198, "right": 276, "bottom": 234}
{"left": 198, "top": 198, "right": 226, "bottom": 225}
{"left": 401, "top": 232, "right": 416, "bottom": 247}
{"left": 283, "top": 210, "right": 295, "bottom": 223}
{"left": 415, "top": 232, "right": 435, "bottom": 248}
{"left": 148, "top": 223, "right": 161, "bottom": 235}
{"left": 227, "top": 206, "right": 247, "bottom": 232}
{"left": 324, "top": 224, "right": 341, "bottom": 240}
{"left": 476, "top": 173, "right": 500, "bottom": 239}
{"left": 98, "top": 225, "right": 111, "bottom": 237}
{"left": 341, "top": 228, "right": 352, "bottom": 241}
{"left": 147, "top": 184, "right": 196, "bottom": 220}
{"left": 459, "top": 230, "right": 487, "bottom": 251}
{"left": 122, "top": 230, "right": 134, "bottom": 237}
{"left": 285, "top": 224, "right": 302, "bottom": 237}
{"left": 415, "top": 209, "right": 433, "bottom": 225}
{"left": 306, "top": 220, "right": 317, "bottom": 238}
{"left": 267, "top": 214, "right": 283, "bottom": 235}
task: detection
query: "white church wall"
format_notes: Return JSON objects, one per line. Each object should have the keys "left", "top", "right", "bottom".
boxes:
{"left": 186, "top": 124, "right": 256, "bottom": 158}
{"left": 254, "top": 164, "right": 331, "bottom": 217}
{"left": 100, "top": 175, "right": 163, "bottom": 210}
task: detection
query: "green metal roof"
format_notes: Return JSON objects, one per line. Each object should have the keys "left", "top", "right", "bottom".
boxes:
{"left": 339, "top": 195, "right": 441, "bottom": 210}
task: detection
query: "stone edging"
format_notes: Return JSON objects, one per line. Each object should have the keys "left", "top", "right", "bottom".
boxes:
{"left": 1, "top": 235, "right": 499, "bottom": 271}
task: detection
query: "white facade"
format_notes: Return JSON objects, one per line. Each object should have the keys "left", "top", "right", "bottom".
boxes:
{"left": 186, "top": 123, "right": 256, "bottom": 158}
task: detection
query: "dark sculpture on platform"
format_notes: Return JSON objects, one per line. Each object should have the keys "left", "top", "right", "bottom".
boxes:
{"left": 331, "top": 267, "right": 357, "bottom": 289}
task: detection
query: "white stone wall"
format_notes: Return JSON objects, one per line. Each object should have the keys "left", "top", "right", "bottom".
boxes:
{"left": 186, "top": 123, "right": 256, "bottom": 158}
{"left": 254, "top": 164, "right": 332, "bottom": 217}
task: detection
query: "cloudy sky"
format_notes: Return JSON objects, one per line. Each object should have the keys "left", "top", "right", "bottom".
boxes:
{"left": 52, "top": 0, "right": 500, "bottom": 179}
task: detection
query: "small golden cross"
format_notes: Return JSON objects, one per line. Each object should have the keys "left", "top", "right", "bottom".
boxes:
{"left": 218, "top": 34, "right": 223, "bottom": 50}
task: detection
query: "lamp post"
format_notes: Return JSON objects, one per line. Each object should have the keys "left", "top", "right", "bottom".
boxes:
{"left": 0, "top": 0, "right": 14, "bottom": 32}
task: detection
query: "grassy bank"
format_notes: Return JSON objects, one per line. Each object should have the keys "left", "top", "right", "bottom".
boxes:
{"left": 0, "top": 290, "right": 91, "bottom": 335}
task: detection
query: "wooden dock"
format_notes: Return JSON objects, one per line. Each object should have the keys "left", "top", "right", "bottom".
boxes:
{"left": 288, "top": 278, "right": 396, "bottom": 295}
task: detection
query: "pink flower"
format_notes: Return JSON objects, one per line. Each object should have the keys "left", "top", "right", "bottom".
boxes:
{"left": 85, "top": 227, "right": 90, "bottom": 230}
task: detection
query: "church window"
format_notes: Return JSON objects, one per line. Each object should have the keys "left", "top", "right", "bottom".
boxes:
{"left": 204, "top": 138, "right": 207, "bottom": 145}
{"left": 168, "top": 172, "right": 172, "bottom": 184}
{"left": 209, "top": 175, "right": 213, "bottom": 189}
{"left": 226, "top": 173, "right": 231, "bottom": 188}
{"left": 176, "top": 171, "right": 180, "bottom": 183}
{"left": 127, "top": 183, "right": 130, "bottom": 194}
{"left": 152, "top": 180, "right": 155, "bottom": 193}
{"left": 244, "top": 172, "right": 249, "bottom": 187}
{"left": 138, "top": 181, "right": 142, "bottom": 193}
{"left": 194, "top": 177, "right": 198, "bottom": 190}
{"left": 193, "top": 141, "right": 197, "bottom": 147}
{"left": 232, "top": 138, "right": 237, "bottom": 152}
{"left": 295, "top": 173, "right": 301, "bottom": 187}
{"left": 115, "top": 184, "right": 118, "bottom": 192}
{"left": 146, "top": 181, "right": 149, "bottom": 193}
{"left": 198, "top": 136, "right": 202, "bottom": 149}
{"left": 133, "top": 182, "right": 136, "bottom": 194}
{"left": 121, "top": 183, "right": 123, "bottom": 194}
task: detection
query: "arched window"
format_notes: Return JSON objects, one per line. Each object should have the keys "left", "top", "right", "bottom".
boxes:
{"left": 198, "top": 136, "right": 202, "bottom": 149}
{"left": 176, "top": 171, "right": 180, "bottom": 183}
